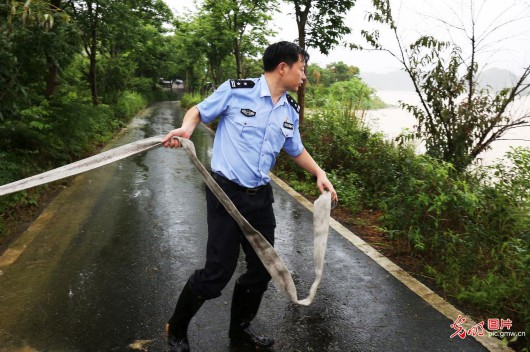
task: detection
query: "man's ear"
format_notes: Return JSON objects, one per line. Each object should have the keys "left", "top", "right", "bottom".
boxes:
{"left": 278, "top": 62, "right": 287, "bottom": 75}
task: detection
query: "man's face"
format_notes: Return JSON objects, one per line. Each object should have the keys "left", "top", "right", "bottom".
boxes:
{"left": 284, "top": 55, "right": 306, "bottom": 92}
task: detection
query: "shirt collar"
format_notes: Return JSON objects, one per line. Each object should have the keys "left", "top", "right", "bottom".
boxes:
{"left": 259, "top": 75, "right": 270, "bottom": 98}
{"left": 259, "top": 75, "right": 288, "bottom": 107}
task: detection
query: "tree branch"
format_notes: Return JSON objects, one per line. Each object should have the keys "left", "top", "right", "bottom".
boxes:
{"left": 495, "top": 138, "right": 530, "bottom": 142}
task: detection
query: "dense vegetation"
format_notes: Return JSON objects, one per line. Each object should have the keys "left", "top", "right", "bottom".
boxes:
{"left": 274, "top": 107, "right": 529, "bottom": 350}
{"left": 347, "top": 2, "right": 530, "bottom": 348}
{"left": 0, "top": 0, "right": 178, "bottom": 241}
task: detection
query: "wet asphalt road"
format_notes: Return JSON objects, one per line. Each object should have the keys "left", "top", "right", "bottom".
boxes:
{"left": 0, "top": 101, "right": 489, "bottom": 352}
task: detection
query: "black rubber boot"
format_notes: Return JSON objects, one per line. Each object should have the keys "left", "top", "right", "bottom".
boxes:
{"left": 229, "top": 281, "right": 274, "bottom": 349}
{"left": 166, "top": 281, "right": 205, "bottom": 352}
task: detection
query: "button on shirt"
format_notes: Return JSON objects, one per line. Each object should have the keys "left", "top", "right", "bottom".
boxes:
{"left": 197, "top": 76, "right": 304, "bottom": 188}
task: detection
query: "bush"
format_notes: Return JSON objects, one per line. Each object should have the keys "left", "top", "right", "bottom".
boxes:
{"left": 0, "top": 85, "right": 149, "bottom": 248}
{"left": 295, "top": 106, "right": 415, "bottom": 209}
{"left": 114, "top": 91, "right": 147, "bottom": 120}
{"left": 274, "top": 107, "right": 530, "bottom": 348}
{"left": 372, "top": 148, "right": 530, "bottom": 345}
{"left": 305, "top": 78, "right": 386, "bottom": 110}
{"left": 180, "top": 93, "right": 203, "bottom": 110}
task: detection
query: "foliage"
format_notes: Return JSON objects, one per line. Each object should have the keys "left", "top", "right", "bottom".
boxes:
{"left": 276, "top": 105, "right": 414, "bottom": 212}
{"left": 1, "top": 1, "right": 81, "bottom": 119}
{"left": 274, "top": 106, "right": 530, "bottom": 348}
{"left": 304, "top": 62, "right": 385, "bottom": 110}
{"left": 380, "top": 148, "right": 529, "bottom": 344}
{"left": 4, "top": 0, "right": 64, "bottom": 31}
{"left": 316, "top": 61, "right": 360, "bottom": 86}
{"left": 180, "top": 93, "right": 203, "bottom": 111}
{"left": 284, "top": 0, "right": 357, "bottom": 120}
{"left": 67, "top": 0, "right": 173, "bottom": 104}
{"left": 168, "top": 0, "right": 277, "bottom": 91}
{"left": 327, "top": 79, "right": 384, "bottom": 110}
{"left": 356, "top": 0, "right": 530, "bottom": 172}
{"left": 286, "top": 0, "right": 356, "bottom": 54}
{"left": 193, "top": 8, "right": 234, "bottom": 86}
{"left": 114, "top": 91, "right": 147, "bottom": 120}
{"left": 0, "top": 0, "right": 178, "bottom": 247}
{"left": 201, "top": 0, "right": 275, "bottom": 80}
{"left": 240, "top": 57, "right": 264, "bottom": 79}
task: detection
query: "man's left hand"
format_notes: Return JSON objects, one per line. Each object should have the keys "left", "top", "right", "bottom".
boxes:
{"left": 316, "top": 173, "right": 338, "bottom": 205}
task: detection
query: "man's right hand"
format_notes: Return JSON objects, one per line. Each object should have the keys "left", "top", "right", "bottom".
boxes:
{"left": 162, "top": 128, "right": 188, "bottom": 148}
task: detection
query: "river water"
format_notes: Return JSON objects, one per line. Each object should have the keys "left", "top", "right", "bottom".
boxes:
{"left": 365, "top": 90, "right": 530, "bottom": 166}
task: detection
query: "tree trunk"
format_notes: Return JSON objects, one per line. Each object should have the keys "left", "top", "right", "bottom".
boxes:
{"left": 45, "top": 62, "right": 59, "bottom": 98}
{"left": 44, "top": 0, "right": 62, "bottom": 98}
{"left": 234, "top": 38, "right": 242, "bottom": 79}
{"left": 296, "top": 5, "right": 309, "bottom": 124}
{"left": 88, "top": 3, "right": 99, "bottom": 105}
{"left": 89, "top": 52, "right": 98, "bottom": 105}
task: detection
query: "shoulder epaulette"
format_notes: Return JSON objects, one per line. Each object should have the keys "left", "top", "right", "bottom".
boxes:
{"left": 286, "top": 94, "right": 300, "bottom": 113}
{"left": 229, "top": 79, "right": 255, "bottom": 89}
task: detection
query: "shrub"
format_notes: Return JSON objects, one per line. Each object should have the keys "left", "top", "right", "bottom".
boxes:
{"left": 114, "top": 91, "right": 147, "bottom": 121}
{"left": 298, "top": 106, "right": 415, "bottom": 209}
{"left": 180, "top": 93, "right": 202, "bottom": 110}
{"left": 275, "top": 107, "right": 529, "bottom": 348}
{"left": 379, "top": 148, "right": 529, "bottom": 343}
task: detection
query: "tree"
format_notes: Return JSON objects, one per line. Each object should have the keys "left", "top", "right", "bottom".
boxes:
{"left": 68, "top": 0, "right": 172, "bottom": 105}
{"left": 171, "top": 18, "right": 209, "bottom": 93}
{"left": 195, "top": 7, "right": 235, "bottom": 86}
{"left": 0, "top": 0, "right": 177, "bottom": 157}
{"left": 357, "top": 0, "right": 530, "bottom": 171}
{"left": 43, "top": 0, "right": 70, "bottom": 98}
{"left": 304, "top": 62, "right": 381, "bottom": 110}
{"left": 328, "top": 78, "right": 376, "bottom": 110}
{"left": 285, "top": 0, "right": 356, "bottom": 122}
{"left": 1, "top": 0, "right": 80, "bottom": 114}
{"left": 68, "top": 0, "right": 104, "bottom": 105}
{"left": 96, "top": 0, "right": 173, "bottom": 102}
{"left": 202, "top": 0, "right": 276, "bottom": 79}
{"left": 322, "top": 61, "right": 359, "bottom": 86}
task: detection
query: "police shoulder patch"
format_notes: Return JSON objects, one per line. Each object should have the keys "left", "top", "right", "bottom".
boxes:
{"left": 229, "top": 79, "right": 255, "bottom": 89}
{"left": 286, "top": 94, "right": 300, "bottom": 113}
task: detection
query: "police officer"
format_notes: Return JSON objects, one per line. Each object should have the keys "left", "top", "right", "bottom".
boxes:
{"left": 161, "top": 41, "right": 337, "bottom": 352}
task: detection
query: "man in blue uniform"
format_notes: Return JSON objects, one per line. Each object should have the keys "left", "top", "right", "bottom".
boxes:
{"left": 162, "top": 41, "right": 337, "bottom": 352}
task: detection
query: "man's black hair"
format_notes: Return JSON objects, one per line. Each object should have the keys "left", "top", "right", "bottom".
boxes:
{"left": 262, "top": 41, "right": 309, "bottom": 72}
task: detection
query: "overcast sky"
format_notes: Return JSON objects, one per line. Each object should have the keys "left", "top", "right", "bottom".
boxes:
{"left": 163, "top": 0, "right": 530, "bottom": 75}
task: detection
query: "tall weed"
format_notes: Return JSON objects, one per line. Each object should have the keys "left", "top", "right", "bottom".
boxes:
{"left": 180, "top": 93, "right": 203, "bottom": 110}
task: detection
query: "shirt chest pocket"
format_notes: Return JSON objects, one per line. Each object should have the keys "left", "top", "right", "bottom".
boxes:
{"left": 231, "top": 113, "right": 259, "bottom": 142}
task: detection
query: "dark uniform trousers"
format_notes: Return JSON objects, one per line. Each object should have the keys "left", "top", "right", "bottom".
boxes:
{"left": 189, "top": 173, "right": 276, "bottom": 299}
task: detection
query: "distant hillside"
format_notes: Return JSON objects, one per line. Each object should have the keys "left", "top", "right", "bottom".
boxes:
{"left": 360, "top": 68, "right": 519, "bottom": 92}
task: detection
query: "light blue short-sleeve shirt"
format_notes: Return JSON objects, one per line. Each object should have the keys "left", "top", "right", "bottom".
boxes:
{"left": 196, "top": 75, "right": 304, "bottom": 188}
